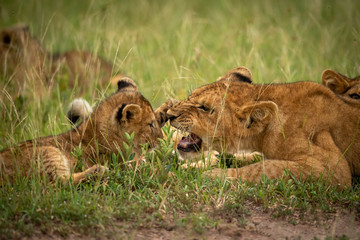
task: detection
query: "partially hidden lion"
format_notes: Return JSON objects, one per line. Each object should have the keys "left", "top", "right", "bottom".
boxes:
{"left": 0, "top": 23, "right": 118, "bottom": 98}
{"left": 0, "top": 77, "right": 169, "bottom": 184}
{"left": 167, "top": 66, "right": 360, "bottom": 187}
{"left": 322, "top": 69, "right": 360, "bottom": 101}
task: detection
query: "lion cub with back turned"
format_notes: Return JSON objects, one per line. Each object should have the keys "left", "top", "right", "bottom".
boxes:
{"left": 0, "top": 78, "right": 168, "bottom": 184}
{"left": 167, "top": 67, "right": 360, "bottom": 187}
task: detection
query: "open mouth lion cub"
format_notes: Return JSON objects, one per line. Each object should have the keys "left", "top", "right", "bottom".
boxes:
{"left": 0, "top": 78, "right": 168, "bottom": 184}
{"left": 167, "top": 67, "right": 360, "bottom": 187}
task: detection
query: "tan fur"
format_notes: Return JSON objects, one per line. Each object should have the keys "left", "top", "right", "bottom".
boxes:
{"left": 0, "top": 79, "right": 164, "bottom": 184}
{"left": 322, "top": 69, "right": 360, "bottom": 102}
{"left": 66, "top": 93, "right": 177, "bottom": 128}
{"left": 167, "top": 67, "right": 360, "bottom": 187}
{"left": 0, "top": 23, "right": 117, "bottom": 98}
{"left": 172, "top": 67, "right": 260, "bottom": 167}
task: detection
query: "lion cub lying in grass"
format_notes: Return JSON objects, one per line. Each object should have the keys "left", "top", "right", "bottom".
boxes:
{"left": 0, "top": 78, "right": 170, "bottom": 185}
{"left": 167, "top": 66, "right": 360, "bottom": 187}
{"left": 0, "top": 23, "right": 117, "bottom": 98}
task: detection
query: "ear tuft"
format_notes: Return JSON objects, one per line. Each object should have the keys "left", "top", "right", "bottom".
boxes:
{"left": 219, "top": 66, "right": 252, "bottom": 83}
{"left": 231, "top": 72, "right": 252, "bottom": 84}
{"left": 67, "top": 98, "right": 93, "bottom": 124}
{"left": 111, "top": 76, "right": 138, "bottom": 92}
{"left": 321, "top": 69, "right": 350, "bottom": 94}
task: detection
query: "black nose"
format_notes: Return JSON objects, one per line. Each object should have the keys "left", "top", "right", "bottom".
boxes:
{"left": 166, "top": 112, "right": 177, "bottom": 121}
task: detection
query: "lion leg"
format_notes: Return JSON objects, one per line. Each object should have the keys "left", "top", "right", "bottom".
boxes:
{"left": 204, "top": 160, "right": 304, "bottom": 182}
{"left": 205, "top": 131, "right": 352, "bottom": 187}
{"left": 70, "top": 164, "right": 109, "bottom": 184}
{"left": 204, "top": 154, "right": 351, "bottom": 187}
{"left": 37, "top": 147, "right": 108, "bottom": 184}
{"left": 37, "top": 146, "right": 72, "bottom": 182}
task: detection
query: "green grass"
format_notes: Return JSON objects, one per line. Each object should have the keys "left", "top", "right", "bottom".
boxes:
{"left": 1, "top": 0, "right": 360, "bottom": 238}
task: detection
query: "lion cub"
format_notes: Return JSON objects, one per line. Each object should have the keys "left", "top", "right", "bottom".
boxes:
{"left": 0, "top": 23, "right": 116, "bottom": 98}
{"left": 167, "top": 66, "right": 360, "bottom": 187}
{"left": 0, "top": 78, "right": 164, "bottom": 184}
{"left": 322, "top": 69, "right": 360, "bottom": 101}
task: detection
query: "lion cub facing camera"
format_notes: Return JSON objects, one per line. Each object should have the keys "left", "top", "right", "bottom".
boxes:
{"left": 0, "top": 78, "right": 165, "bottom": 184}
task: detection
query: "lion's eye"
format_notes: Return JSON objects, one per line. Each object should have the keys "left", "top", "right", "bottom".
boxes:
{"left": 198, "top": 105, "right": 210, "bottom": 111}
{"left": 198, "top": 105, "right": 214, "bottom": 114}
{"left": 349, "top": 93, "right": 360, "bottom": 99}
{"left": 148, "top": 122, "right": 155, "bottom": 128}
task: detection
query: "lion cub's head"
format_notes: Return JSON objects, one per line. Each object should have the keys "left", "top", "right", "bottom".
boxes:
{"left": 322, "top": 69, "right": 360, "bottom": 100}
{"left": 167, "top": 67, "right": 278, "bottom": 154}
{"left": 0, "top": 24, "right": 45, "bottom": 76}
{"left": 0, "top": 24, "right": 47, "bottom": 97}
{"left": 78, "top": 77, "right": 163, "bottom": 156}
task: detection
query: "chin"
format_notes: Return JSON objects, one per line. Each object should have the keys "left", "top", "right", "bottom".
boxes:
{"left": 177, "top": 148, "right": 202, "bottom": 161}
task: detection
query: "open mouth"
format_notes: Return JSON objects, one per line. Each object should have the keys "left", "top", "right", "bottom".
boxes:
{"left": 177, "top": 133, "right": 202, "bottom": 152}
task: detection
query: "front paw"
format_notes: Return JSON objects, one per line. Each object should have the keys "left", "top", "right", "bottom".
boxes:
{"left": 156, "top": 98, "right": 180, "bottom": 127}
{"left": 163, "top": 98, "right": 180, "bottom": 109}
{"left": 87, "top": 164, "right": 109, "bottom": 176}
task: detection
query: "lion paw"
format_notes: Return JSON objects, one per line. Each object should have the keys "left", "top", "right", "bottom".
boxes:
{"left": 156, "top": 98, "right": 180, "bottom": 127}
{"left": 87, "top": 164, "right": 109, "bottom": 176}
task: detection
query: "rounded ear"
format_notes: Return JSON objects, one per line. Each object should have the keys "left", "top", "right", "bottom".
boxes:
{"left": 236, "top": 101, "right": 278, "bottom": 128}
{"left": 1, "top": 24, "right": 30, "bottom": 46}
{"left": 321, "top": 69, "right": 350, "bottom": 94}
{"left": 112, "top": 76, "right": 138, "bottom": 92}
{"left": 116, "top": 104, "right": 142, "bottom": 123}
{"left": 218, "top": 66, "right": 252, "bottom": 83}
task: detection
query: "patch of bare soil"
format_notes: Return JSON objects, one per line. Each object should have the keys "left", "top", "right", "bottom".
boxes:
{"left": 21, "top": 205, "right": 360, "bottom": 240}
{"left": 125, "top": 207, "right": 359, "bottom": 240}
